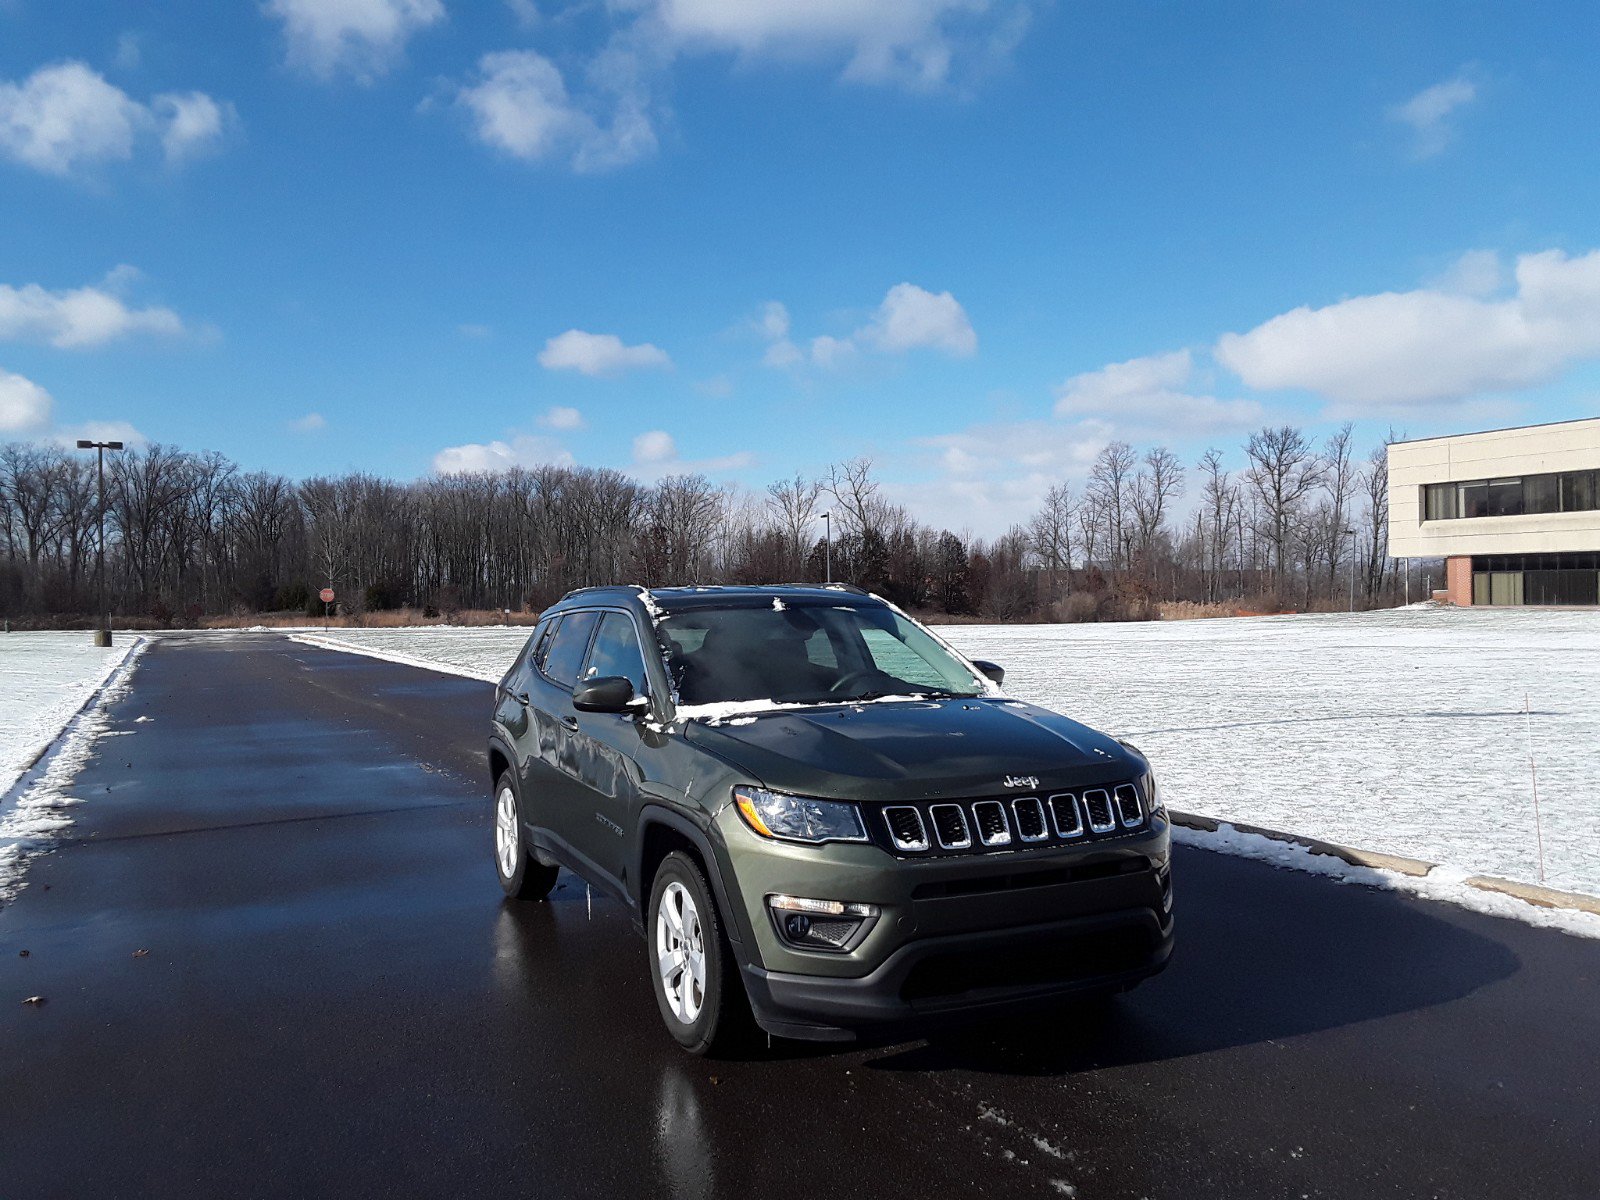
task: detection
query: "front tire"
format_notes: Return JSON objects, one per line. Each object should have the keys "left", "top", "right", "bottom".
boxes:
{"left": 647, "top": 851, "right": 751, "bottom": 1056}
{"left": 494, "top": 772, "right": 558, "bottom": 900}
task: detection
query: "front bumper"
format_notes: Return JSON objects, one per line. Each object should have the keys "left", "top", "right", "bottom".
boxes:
{"left": 742, "top": 905, "right": 1173, "bottom": 1041}
{"left": 714, "top": 804, "right": 1175, "bottom": 1040}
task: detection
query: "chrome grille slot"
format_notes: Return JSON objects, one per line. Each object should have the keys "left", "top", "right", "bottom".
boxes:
{"left": 883, "top": 805, "right": 929, "bottom": 852}
{"left": 1012, "top": 796, "right": 1049, "bottom": 842}
{"left": 1113, "top": 782, "right": 1144, "bottom": 828}
{"left": 1082, "top": 788, "right": 1116, "bottom": 833}
{"left": 972, "top": 800, "right": 1012, "bottom": 847}
{"left": 1049, "top": 793, "right": 1084, "bottom": 838}
{"left": 929, "top": 803, "right": 973, "bottom": 850}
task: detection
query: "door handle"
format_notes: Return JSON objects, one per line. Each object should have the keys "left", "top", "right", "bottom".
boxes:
{"left": 560, "top": 715, "right": 579, "bottom": 731}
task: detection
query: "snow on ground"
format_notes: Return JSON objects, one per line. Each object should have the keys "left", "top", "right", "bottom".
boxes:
{"left": 289, "top": 606, "right": 1600, "bottom": 900}
{"left": 1, "top": 633, "right": 139, "bottom": 797}
{"left": 0, "top": 634, "right": 145, "bottom": 903}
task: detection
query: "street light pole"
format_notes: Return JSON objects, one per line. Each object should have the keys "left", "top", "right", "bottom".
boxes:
{"left": 821, "top": 512, "right": 832, "bottom": 584}
{"left": 76, "top": 439, "right": 124, "bottom": 647}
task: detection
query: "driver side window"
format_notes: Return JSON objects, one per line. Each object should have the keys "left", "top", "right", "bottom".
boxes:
{"left": 859, "top": 627, "right": 949, "bottom": 689}
{"left": 582, "top": 612, "right": 651, "bottom": 697}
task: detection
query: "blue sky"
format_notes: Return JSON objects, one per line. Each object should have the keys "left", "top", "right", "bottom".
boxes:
{"left": 3, "top": 1, "right": 1600, "bottom": 534}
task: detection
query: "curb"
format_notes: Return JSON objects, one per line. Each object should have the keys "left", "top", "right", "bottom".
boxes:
{"left": 1169, "top": 808, "right": 1600, "bottom": 919}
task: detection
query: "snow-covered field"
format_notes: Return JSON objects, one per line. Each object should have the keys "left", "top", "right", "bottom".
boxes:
{"left": 1, "top": 633, "right": 137, "bottom": 797}
{"left": 294, "top": 605, "right": 1600, "bottom": 898}
{"left": 0, "top": 632, "right": 143, "bottom": 902}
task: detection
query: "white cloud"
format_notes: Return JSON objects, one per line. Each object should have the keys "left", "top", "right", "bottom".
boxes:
{"left": 0, "top": 269, "right": 187, "bottom": 348}
{"left": 0, "top": 61, "right": 141, "bottom": 175}
{"left": 0, "top": 61, "right": 231, "bottom": 176}
{"left": 538, "top": 328, "right": 671, "bottom": 376}
{"left": 289, "top": 412, "right": 326, "bottom": 432}
{"left": 114, "top": 33, "right": 143, "bottom": 73}
{"left": 538, "top": 404, "right": 584, "bottom": 430}
{"left": 630, "top": 428, "right": 754, "bottom": 477}
{"left": 1429, "top": 248, "right": 1503, "bottom": 297}
{"left": 1054, "top": 349, "right": 1262, "bottom": 434}
{"left": 1215, "top": 248, "right": 1600, "bottom": 411}
{"left": 52, "top": 419, "right": 148, "bottom": 449}
{"left": 454, "top": 49, "right": 657, "bottom": 172}
{"left": 808, "top": 334, "right": 856, "bottom": 369}
{"left": 1389, "top": 71, "right": 1477, "bottom": 159}
{"left": 0, "top": 367, "right": 52, "bottom": 433}
{"left": 633, "top": 429, "right": 677, "bottom": 463}
{"left": 443, "top": 4, "right": 1031, "bottom": 171}
{"left": 764, "top": 283, "right": 977, "bottom": 370}
{"left": 152, "top": 91, "right": 233, "bottom": 164}
{"left": 433, "top": 433, "right": 574, "bottom": 474}
{"left": 457, "top": 322, "right": 492, "bottom": 339}
{"left": 646, "top": 0, "right": 1032, "bottom": 91}
{"left": 861, "top": 282, "right": 977, "bottom": 356}
{"left": 265, "top": 0, "right": 445, "bottom": 82}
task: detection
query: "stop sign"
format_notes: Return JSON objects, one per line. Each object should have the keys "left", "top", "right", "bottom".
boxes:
{"left": 319, "top": 587, "right": 335, "bottom": 604}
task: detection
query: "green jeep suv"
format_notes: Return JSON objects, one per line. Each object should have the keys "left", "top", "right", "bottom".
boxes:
{"left": 488, "top": 584, "right": 1173, "bottom": 1054}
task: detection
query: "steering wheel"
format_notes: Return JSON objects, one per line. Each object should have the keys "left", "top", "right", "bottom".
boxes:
{"left": 829, "top": 668, "right": 885, "bottom": 696}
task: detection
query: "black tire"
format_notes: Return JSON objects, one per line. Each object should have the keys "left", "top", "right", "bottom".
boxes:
{"left": 646, "top": 851, "right": 753, "bottom": 1056}
{"left": 494, "top": 771, "right": 558, "bottom": 901}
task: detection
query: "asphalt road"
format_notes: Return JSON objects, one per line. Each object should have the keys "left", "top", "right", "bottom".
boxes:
{"left": 3, "top": 634, "right": 1597, "bottom": 1199}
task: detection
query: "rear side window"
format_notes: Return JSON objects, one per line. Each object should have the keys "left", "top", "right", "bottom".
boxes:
{"left": 525, "top": 618, "right": 559, "bottom": 675}
{"left": 582, "top": 612, "right": 650, "bottom": 696}
{"left": 542, "top": 611, "right": 600, "bottom": 688}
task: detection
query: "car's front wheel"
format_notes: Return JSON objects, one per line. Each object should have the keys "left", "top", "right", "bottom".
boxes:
{"left": 647, "top": 851, "right": 750, "bottom": 1055}
{"left": 494, "top": 772, "right": 559, "bottom": 900}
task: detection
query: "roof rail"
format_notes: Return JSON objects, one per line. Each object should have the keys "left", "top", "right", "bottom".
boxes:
{"left": 556, "top": 583, "right": 646, "bottom": 602}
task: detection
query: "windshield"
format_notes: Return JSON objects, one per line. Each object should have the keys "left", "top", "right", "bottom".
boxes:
{"left": 657, "top": 601, "right": 984, "bottom": 707}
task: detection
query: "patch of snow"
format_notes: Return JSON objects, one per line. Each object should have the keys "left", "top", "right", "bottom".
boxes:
{"left": 1, "top": 633, "right": 139, "bottom": 798}
{"left": 944, "top": 607, "right": 1600, "bottom": 898}
{"left": 1174, "top": 821, "right": 1600, "bottom": 940}
{"left": 288, "top": 630, "right": 516, "bottom": 683}
{"left": 0, "top": 638, "right": 146, "bottom": 904}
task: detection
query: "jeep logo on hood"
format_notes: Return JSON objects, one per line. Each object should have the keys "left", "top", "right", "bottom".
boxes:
{"left": 1003, "top": 775, "right": 1040, "bottom": 790}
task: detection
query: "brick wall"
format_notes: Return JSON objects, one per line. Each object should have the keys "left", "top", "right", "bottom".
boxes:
{"left": 1444, "top": 555, "right": 1474, "bottom": 606}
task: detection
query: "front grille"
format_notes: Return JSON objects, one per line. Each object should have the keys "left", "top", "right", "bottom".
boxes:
{"left": 884, "top": 805, "right": 929, "bottom": 851}
{"left": 874, "top": 781, "right": 1148, "bottom": 856}
{"left": 1082, "top": 788, "right": 1117, "bottom": 833}
{"left": 1050, "top": 793, "right": 1084, "bottom": 839}
{"left": 1012, "top": 797, "right": 1049, "bottom": 842}
{"left": 929, "top": 804, "right": 972, "bottom": 850}
{"left": 1113, "top": 783, "right": 1144, "bottom": 828}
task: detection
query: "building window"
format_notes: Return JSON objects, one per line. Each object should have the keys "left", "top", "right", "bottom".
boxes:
{"left": 1524, "top": 474, "right": 1560, "bottom": 514}
{"left": 1564, "top": 470, "right": 1597, "bottom": 512}
{"left": 1423, "top": 468, "right": 1600, "bottom": 520}
{"left": 1424, "top": 483, "right": 1458, "bottom": 520}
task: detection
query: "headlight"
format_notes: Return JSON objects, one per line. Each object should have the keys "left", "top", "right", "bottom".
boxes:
{"left": 1142, "top": 769, "right": 1164, "bottom": 817}
{"left": 733, "top": 786, "right": 867, "bottom": 845}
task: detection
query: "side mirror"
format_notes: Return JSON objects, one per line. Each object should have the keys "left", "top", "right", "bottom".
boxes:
{"left": 972, "top": 660, "right": 1005, "bottom": 686}
{"left": 573, "top": 675, "right": 637, "bottom": 713}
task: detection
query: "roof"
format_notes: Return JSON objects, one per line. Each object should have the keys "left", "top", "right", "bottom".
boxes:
{"left": 554, "top": 583, "right": 875, "bottom": 612}
{"left": 1388, "top": 415, "right": 1600, "bottom": 446}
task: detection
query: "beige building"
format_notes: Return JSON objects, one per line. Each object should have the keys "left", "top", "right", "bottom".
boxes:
{"left": 1388, "top": 417, "right": 1600, "bottom": 605}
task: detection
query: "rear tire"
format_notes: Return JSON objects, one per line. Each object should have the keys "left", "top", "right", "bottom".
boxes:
{"left": 647, "top": 851, "right": 752, "bottom": 1056}
{"left": 495, "top": 772, "right": 558, "bottom": 901}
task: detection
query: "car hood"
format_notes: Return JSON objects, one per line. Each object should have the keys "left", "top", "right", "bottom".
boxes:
{"left": 682, "top": 697, "right": 1142, "bottom": 803}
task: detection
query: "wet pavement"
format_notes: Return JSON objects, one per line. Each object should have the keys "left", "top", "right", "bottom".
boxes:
{"left": 2, "top": 633, "right": 1597, "bottom": 1199}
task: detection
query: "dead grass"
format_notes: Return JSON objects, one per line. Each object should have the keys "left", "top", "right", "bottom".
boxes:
{"left": 197, "top": 608, "right": 542, "bottom": 630}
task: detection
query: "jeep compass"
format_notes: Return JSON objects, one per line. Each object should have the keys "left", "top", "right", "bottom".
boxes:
{"left": 488, "top": 585, "right": 1173, "bottom": 1054}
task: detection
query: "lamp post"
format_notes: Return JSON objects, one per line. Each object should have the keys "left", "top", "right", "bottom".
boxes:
{"left": 1342, "top": 527, "right": 1357, "bottom": 612}
{"left": 76, "top": 439, "right": 124, "bottom": 647}
{"left": 820, "top": 511, "right": 832, "bottom": 584}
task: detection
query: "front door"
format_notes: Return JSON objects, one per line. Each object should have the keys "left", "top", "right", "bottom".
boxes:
{"left": 569, "top": 611, "right": 653, "bottom": 888}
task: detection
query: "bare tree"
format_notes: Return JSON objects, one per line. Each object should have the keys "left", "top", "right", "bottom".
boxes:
{"left": 1244, "top": 425, "right": 1325, "bottom": 588}
{"left": 1086, "top": 440, "right": 1138, "bottom": 573}
{"left": 765, "top": 473, "right": 823, "bottom": 578}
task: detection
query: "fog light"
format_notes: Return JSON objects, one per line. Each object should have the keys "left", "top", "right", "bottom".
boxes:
{"left": 767, "top": 894, "right": 880, "bottom": 952}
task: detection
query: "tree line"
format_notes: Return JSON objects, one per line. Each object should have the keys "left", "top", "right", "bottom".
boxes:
{"left": 0, "top": 424, "right": 1413, "bottom": 625}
